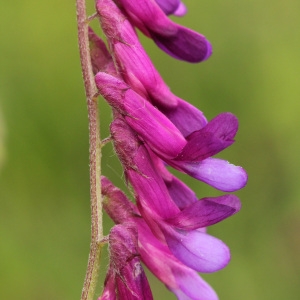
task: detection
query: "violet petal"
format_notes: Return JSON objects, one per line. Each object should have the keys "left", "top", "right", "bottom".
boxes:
{"left": 154, "top": 0, "right": 180, "bottom": 15}
{"left": 172, "top": 157, "right": 248, "bottom": 192}
{"left": 161, "top": 98, "right": 208, "bottom": 137}
{"left": 166, "top": 194, "right": 241, "bottom": 230}
{"left": 161, "top": 226, "right": 231, "bottom": 272}
{"left": 152, "top": 25, "right": 212, "bottom": 63}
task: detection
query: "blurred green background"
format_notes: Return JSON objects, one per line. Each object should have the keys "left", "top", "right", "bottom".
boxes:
{"left": 1, "top": 0, "right": 299, "bottom": 299}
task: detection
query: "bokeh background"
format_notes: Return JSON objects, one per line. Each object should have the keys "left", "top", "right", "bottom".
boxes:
{"left": 1, "top": 0, "right": 300, "bottom": 299}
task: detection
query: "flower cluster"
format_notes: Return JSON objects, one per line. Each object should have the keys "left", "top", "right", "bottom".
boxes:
{"left": 90, "top": 0, "right": 247, "bottom": 299}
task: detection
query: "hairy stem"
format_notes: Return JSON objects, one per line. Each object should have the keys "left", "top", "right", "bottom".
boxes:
{"left": 76, "top": 1, "right": 103, "bottom": 300}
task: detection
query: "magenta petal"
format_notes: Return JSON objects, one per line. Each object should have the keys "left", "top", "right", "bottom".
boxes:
{"left": 127, "top": 146, "right": 180, "bottom": 219}
{"left": 174, "top": 158, "right": 248, "bottom": 192}
{"left": 115, "top": 257, "right": 153, "bottom": 300}
{"left": 162, "top": 226, "right": 231, "bottom": 273}
{"left": 95, "top": 73, "right": 187, "bottom": 159}
{"left": 117, "top": 0, "right": 212, "bottom": 62}
{"left": 98, "top": 268, "right": 117, "bottom": 300}
{"left": 166, "top": 195, "right": 241, "bottom": 230}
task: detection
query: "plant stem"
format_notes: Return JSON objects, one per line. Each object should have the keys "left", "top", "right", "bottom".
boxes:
{"left": 76, "top": 1, "right": 103, "bottom": 300}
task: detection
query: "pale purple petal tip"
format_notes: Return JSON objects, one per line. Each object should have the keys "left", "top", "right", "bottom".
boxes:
{"left": 178, "top": 158, "right": 248, "bottom": 192}
{"left": 163, "top": 226, "right": 231, "bottom": 273}
{"left": 173, "top": 2, "right": 187, "bottom": 17}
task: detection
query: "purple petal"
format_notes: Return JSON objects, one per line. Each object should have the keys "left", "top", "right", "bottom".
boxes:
{"left": 161, "top": 98, "right": 208, "bottom": 137}
{"left": 166, "top": 195, "right": 241, "bottom": 230}
{"left": 175, "top": 113, "right": 238, "bottom": 161}
{"left": 137, "top": 220, "right": 218, "bottom": 300}
{"left": 164, "top": 175, "right": 198, "bottom": 209}
{"left": 154, "top": 0, "right": 180, "bottom": 15}
{"left": 152, "top": 25, "right": 212, "bottom": 63}
{"left": 201, "top": 112, "right": 238, "bottom": 140}
{"left": 161, "top": 225, "right": 231, "bottom": 272}
{"left": 172, "top": 157, "right": 248, "bottom": 192}
{"left": 173, "top": 2, "right": 187, "bottom": 16}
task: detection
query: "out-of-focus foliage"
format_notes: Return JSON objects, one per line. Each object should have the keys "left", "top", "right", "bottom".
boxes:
{"left": 0, "top": 0, "right": 300, "bottom": 299}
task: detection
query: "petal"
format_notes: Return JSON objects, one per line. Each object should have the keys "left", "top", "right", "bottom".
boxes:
{"left": 98, "top": 268, "right": 117, "bottom": 300}
{"left": 172, "top": 158, "right": 248, "bottom": 192}
{"left": 137, "top": 220, "right": 218, "bottom": 300}
{"left": 116, "top": 257, "right": 153, "bottom": 300}
{"left": 127, "top": 145, "right": 180, "bottom": 219}
{"left": 161, "top": 225, "right": 231, "bottom": 272}
{"left": 161, "top": 98, "right": 208, "bottom": 137}
{"left": 95, "top": 73, "right": 187, "bottom": 159}
{"left": 88, "top": 27, "right": 116, "bottom": 75}
{"left": 166, "top": 194, "right": 241, "bottom": 230}
{"left": 152, "top": 25, "right": 212, "bottom": 63}
{"left": 175, "top": 113, "right": 238, "bottom": 161}
{"left": 164, "top": 175, "right": 198, "bottom": 209}
{"left": 173, "top": 2, "right": 187, "bottom": 16}
{"left": 117, "top": 0, "right": 212, "bottom": 62}
{"left": 154, "top": 0, "right": 180, "bottom": 15}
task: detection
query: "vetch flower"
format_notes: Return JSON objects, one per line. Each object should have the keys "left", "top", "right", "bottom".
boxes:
{"left": 114, "top": 0, "right": 212, "bottom": 62}
{"left": 99, "top": 223, "right": 153, "bottom": 300}
{"left": 95, "top": 72, "right": 187, "bottom": 159}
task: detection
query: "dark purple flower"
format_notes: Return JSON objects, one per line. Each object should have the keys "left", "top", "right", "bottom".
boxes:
{"left": 111, "top": 0, "right": 212, "bottom": 62}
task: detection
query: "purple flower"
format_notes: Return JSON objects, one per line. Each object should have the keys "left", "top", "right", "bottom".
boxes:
{"left": 99, "top": 82, "right": 247, "bottom": 192}
{"left": 101, "top": 176, "right": 220, "bottom": 300}
{"left": 95, "top": 73, "right": 187, "bottom": 159}
{"left": 99, "top": 223, "right": 153, "bottom": 300}
{"left": 103, "top": 0, "right": 212, "bottom": 62}
{"left": 110, "top": 118, "right": 241, "bottom": 271}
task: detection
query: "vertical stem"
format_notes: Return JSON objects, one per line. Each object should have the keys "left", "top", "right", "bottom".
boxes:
{"left": 76, "top": 1, "right": 103, "bottom": 300}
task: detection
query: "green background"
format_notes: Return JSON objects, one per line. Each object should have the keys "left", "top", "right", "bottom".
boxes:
{"left": 1, "top": 0, "right": 299, "bottom": 299}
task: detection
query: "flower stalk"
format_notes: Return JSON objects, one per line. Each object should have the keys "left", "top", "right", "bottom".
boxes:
{"left": 76, "top": 0, "right": 103, "bottom": 299}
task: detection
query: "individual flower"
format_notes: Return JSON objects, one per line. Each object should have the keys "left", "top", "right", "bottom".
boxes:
{"left": 113, "top": 0, "right": 212, "bottom": 62}
{"left": 95, "top": 72, "right": 187, "bottom": 159}
{"left": 95, "top": 75, "right": 247, "bottom": 191}
{"left": 99, "top": 223, "right": 153, "bottom": 300}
